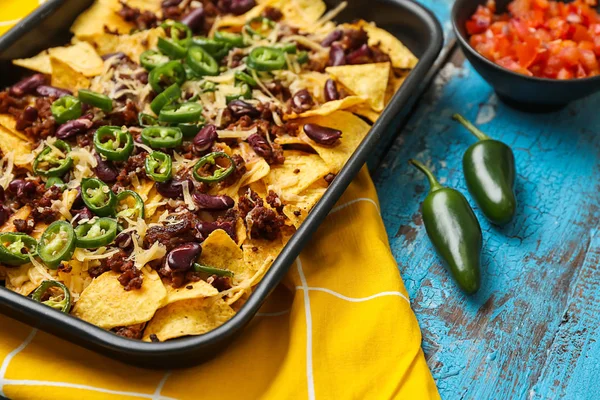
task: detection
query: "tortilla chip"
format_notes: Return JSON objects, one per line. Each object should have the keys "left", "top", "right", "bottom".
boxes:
{"left": 242, "top": 238, "right": 282, "bottom": 278}
{"left": 348, "top": 104, "right": 381, "bottom": 123}
{"left": 71, "top": 0, "right": 133, "bottom": 38}
{"left": 88, "top": 27, "right": 164, "bottom": 63}
{"left": 4, "top": 264, "right": 46, "bottom": 297}
{"left": 224, "top": 288, "right": 247, "bottom": 306}
{"left": 13, "top": 51, "right": 51, "bottom": 74}
{"left": 349, "top": 20, "right": 418, "bottom": 69}
{"left": 50, "top": 57, "right": 91, "bottom": 93}
{"left": 123, "top": 0, "right": 162, "bottom": 13}
{"left": 277, "top": 0, "right": 326, "bottom": 27}
{"left": 72, "top": 269, "right": 167, "bottom": 329}
{"left": 164, "top": 279, "right": 219, "bottom": 306}
{"left": 326, "top": 63, "right": 391, "bottom": 112}
{"left": 0, "top": 126, "right": 33, "bottom": 167}
{"left": 0, "top": 114, "right": 31, "bottom": 142}
{"left": 298, "top": 111, "right": 371, "bottom": 173}
{"left": 59, "top": 259, "right": 93, "bottom": 300}
{"left": 211, "top": 0, "right": 278, "bottom": 31}
{"left": 385, "top": 73, "right": 408, "bottom": 105}
{"left": 198, "top": 230, "right": 248, "bottom": 284}
{"left": 263, "top": 151, "right": 331, "bottom": 197}
{"left": 218, "top": 158, "right": 270, "bottom": 198}
{"left": 142, "top": 297, "right": 235, "bottom": 341}
{"left": 287, "top": 96, "right": 366, "bottom": 119}
{"left": 236, "top": 216, "right": 247, "bottom": 245}
{"left": 282, "top": 186, "right": 326, "bottom": 228}
{"left": 1, "top": 206, "right": 31, "bottom": 232}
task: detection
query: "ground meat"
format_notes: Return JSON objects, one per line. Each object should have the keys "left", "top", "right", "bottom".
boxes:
{"left": 145, "top": 212, "right": 200, "bottom": 252}
{"left": 109, "top": 100, "right": 139, "bottom": 126}
{"left": 118, "top": 1, "right": 158, "bottom": 30}
{"left": 238, "top": 189, "right": 264, "bottom": 218}
{"left": 271, "top": 120, "right": 299, "bottom": 137}
{"left": 112, "top": 323, "right": 145, "bottom": 339}
{"left": 210, "top": 275, "right": 232, "bottom": 291}
{"left": 21, "top": 97, "right": 57, "bottom": 140}
{"left": 91, "top": 249, "right": 143, "bottom": 291}
{"left": 265, "top": 190, "right": 284, "bottom": 213}
{"left": 88, "top": 264, "right": 110, "bottom": 279}
{"left": 149, "top": 333, "right": 160, "bottom": 342}
{"left": 57, "top": 263, "right": 72, "bottom": 273}
{"left": 113, "top": 151, "right": 148, "bottom": 190}
{"left": 13, "top": 218, "right": 34, "bottom": 234}
{"left": 118, "top": 267, "right": 143, "bottom": 291}
{"left": 262, "top": 6, "right": 283, "bottom": 21}
{"left": 30, "top": 184, "right": 62, "bottom": 224}
{"left": 340, "top": 28, "right": 369, "bottom": 52}
{"left": 0, "top": 90, "right": 26, "bottom": 114}
{"left": 238, "top": 189, "right": 284, "bottom": 240}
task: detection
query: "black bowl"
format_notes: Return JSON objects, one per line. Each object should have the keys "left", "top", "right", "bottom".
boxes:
{"left": 452, "top": 0, "right": 600, "bottom": 111}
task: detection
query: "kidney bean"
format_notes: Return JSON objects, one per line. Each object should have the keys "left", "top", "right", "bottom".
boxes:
{"left": 346, "top": 44, "right": 372, "bottom": 65}
{"left": 291, "top": 89, "right": 314, "bottom": 113}
{"left": 303, "top": 123, "right": 342, "bottom": 145}
{"left": 247, "top": 133, "right": 272, "bottom": 158}
{"left": 15, "top": 106, "right": 38, "bottom": 130}
{"left": 193, "top": 124, "right": 217, "bottom": 153}
{"left": 115, "top": 232, "right": 134, "bottom": 250}
{"left": 71, "top": 207, "right": 94, "bottom": 226}
{"left": 228, "top": 100, "right": 260, "bottom": 118}
{"left": 324, "top": 79, "right": 339, "bottom": 102}
{"left": 193, "top": 193, "right": 234, "bottom": 210}
{"left": 0, "top": 186, "right": 5, "bottom": 203}
{"left": 180, "top": 6, "right": 205, "bottom": 33}
{"left": 9, "top": 74, "right": 47, "bottom": 97}
{"left": 0, "top": 205, "right": 9, "bottom": 226}
{"left": 321, "top": 30, "right": 342, "bottom": 47}
{"left": 166, "top": 242, "right": 202, "bottom": 271}
{"left": 162, "top": 0, "right": 182, "bottom": 6}
{"left": 93, "top": 153, "right": 119, "bottom": 183}
{"left": 196, "top": 220, "right": 235, "bottom": 241}
{"left": 155, "top": 178, "right": 193, "bottom": 199}
{"left": 225, "top": 0, "right": 256, "bottom": 15}
{"left": 36, "top": 85, "right": 72, "bottom": 98}
{"left": 8, "top": 179, "right": 37, "bottom": 198}
{"left": 135, "top": 70, "right": 149, "bottom": 84}
{"left": 328, "top": 44, "right": 346, "bottom": 66}
{"left": 56, "top": 118, "right": 94, "bottom": 139}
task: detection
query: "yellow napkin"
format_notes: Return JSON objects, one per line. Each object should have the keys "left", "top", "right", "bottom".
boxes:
{"left": 0, "top": 168, "right": 438, "bottom": 399}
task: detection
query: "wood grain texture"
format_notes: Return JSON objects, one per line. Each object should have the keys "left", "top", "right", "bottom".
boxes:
{"left": 373, "top": 37, "right": 600, "bottom": 398}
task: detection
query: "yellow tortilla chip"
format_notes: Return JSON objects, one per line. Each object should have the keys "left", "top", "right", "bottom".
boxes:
{"left": 0, "top": 114, "right": 31, "bottom": 142}
{"left": 242, "top": 238, "right": 283, "bottom": 278}
{"left": 277, "top": 0, "right": 326, "bottom": 27}
{"left": 4, "top": 264, "right": 47, "bottom": 297}
{"left": 385, "top": 73, "right": 408, "bottom": 105}
{"left": 264, "top": 151, "right": 331, "bottom": 197}
{"left": 71, "top": 0, "right": 133, "bottom": 38}
{"left": 50, "top": 57, "right": 91, "bottom": 93}
{"left": 142, "top": 297, "right": 235, "bottom": 341}
{"left": 72, "top": 269, "right": 167, "bottom": 329}
{"left": 123, "top": 0, "right": 162, "bottom": 13}
{"left": 13, "top": 51, "right": 51, "bottom": 74}
{"left": 13, "top": 42, "right": 104, "bottom": 77}
{"left": 288, "top": 96, "right": 366, "bottom": 119}
{"left": 211, "top": 0, "right": 278, "bottom": 32}
{"left": 59, "top": 259, "right": 93, "bottom": 299}
{"left": 326, "top": 63, "right": 391, "bottom": 112}
{"left": 199, "top": 229, "right": 248, "bottom": 284}
{"left": 88, "top": 28, "right": 164, "bottom": 62}
{"left": 0, "top": 126, "right": 33, "bottom": 167}
{"left": 282, "top": 186, "right": 326, "bottom": 228}
{"left": 164, "top": 280, "right": 219, "bottom": 306}
{"left": 298, "top": 111, "right": 371, "bottom": 173}
{"left": 217, "top": 158, "right": 270, "bottom": 198}
{"left": 349, "top": 20, "right": 418, "bottom": 69}
{"left": 1, "top": 206, "right": 31, "bottom": 232}
{"left": 348, "top": 104, "right": 381, "bottom": 123}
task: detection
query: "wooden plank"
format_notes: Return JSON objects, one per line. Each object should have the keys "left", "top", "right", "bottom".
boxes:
{"left": 372, "top": 52, "right": 600, "bottom": 398}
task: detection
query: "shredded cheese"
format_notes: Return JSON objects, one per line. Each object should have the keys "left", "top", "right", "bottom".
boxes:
{"left": 216, "top": 126, "right": 258, "bottom": 140}
{"left": 181, "top": 180, "right": 197, "bottom": 211}
{"left": 129, "top": 240, "right": 167, "bottom": 270}
{"left": 73, "top": 247, "right": 120, "bottom": 262}
{"left": 0, "top": 152, "right": 15, "bottom": 189}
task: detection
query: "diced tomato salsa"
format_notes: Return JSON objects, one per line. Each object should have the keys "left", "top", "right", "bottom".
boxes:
{"left": 466, "top": 0, "right": 600, "bottom": 79}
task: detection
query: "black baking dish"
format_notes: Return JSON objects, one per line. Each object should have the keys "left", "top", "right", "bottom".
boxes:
{"left": 0, "top": 0, "right": 442, "bottom": 368}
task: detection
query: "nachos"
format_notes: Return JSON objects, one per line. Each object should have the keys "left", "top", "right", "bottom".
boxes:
{"left": 0, "top": 0, "right": 417, "bottom": 341}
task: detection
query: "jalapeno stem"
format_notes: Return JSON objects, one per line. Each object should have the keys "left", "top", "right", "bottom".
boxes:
{"left": 452, "top": 113, "right": 490, "bottom": 141}
{"left": 409, "top": 159, "right": 443, "bottom": 192}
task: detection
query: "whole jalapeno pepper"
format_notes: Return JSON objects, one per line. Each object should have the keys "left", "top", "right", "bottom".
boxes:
{"left": 31, "top": 280, "right": 72, "bottom": 313}
{"left": 247, "top": 46, "right": 286, "bottom": 71}
{"left": 51, "top": 95, "right": 82, "bottom": 124}
{"left": 214, "top": 30, "right": 245, "bottom": 47}
{"left": 33, "top": 139, "right": 73, "bottom": 178}
{"left": 75, "top": 217, "right": 118, "bottom": 248}
{"left": 78, "top": 89, "right": 113, "bottom": 112}
{"left": 141, "top": 126, "right": 183, "bottom": 149}
{"left": 116, "top": 190, "right": 145, "bottom": 220}
{"left": 145, "top": 151, "right": 173, "bottom": 182}
{"left": 452, "top": 114, "right": 517, "bottom": 225}
{"left": 140, "top": 50, "right": 170, "bottom": 71}
{"left": 37, "top": 220, "right": 76, "bottom": 269}
{"left": 93, "top": 126, "right": 134, "bottom": 162}
{"left": 149, "top": 61, "right": 186, "bottom": 93}
{"left": 192, "top": 151, "right": 235, "bottom": 183}
{"left": 0, "top": 232, "right": 37, "bottom": 266}
{"left": 409, "top": 159, "right": 482, "bottom": 295}
{"left": 150, "top": 83, "right": 182, "bottom": 115}
{"left": 81, "top": 178, "right": 117, "bottom": 217}
{"left": 245, "top": 16, "right": 275, "bottom": 38}
{"left": 186, "top": 46, "right": 219, "bottom": 76}
{"left": 159, "top": 102, "right": 203, "bottom": 123}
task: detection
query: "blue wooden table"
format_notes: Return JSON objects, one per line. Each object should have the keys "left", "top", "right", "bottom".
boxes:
{"left": 374, "top": 0, "right": 600, "bottom": 398}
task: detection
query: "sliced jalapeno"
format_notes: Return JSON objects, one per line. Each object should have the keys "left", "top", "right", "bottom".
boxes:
{"left": 33, "top": 139, "right": 73, "bottom": 178}
{"left": 158, "top": 37, "right": 188, "bottom": 59}
{"left": 177, "top": 120, "right": 204, "bottom": 138}
{"left": 38, "top": 221, "right": 76, "bottom": 269}
{"left": 75, "top": 217, "right": 118, "bottom": 248}
{"left": 150, "top": 83, "right": 182, "bottom": 115}
{"left": 297, "top": 51, "right": 309, "bottom": 64}
{"left": 139, "top": 113, "right": 160, "bottom": 127}
{"left": 185, "top": 37, "right": 231, "bottom": 60}
{"left": 81, "top": 178, "right": 117, "bottom": 217}
{"left": 78, "top": 89, "right": 113, "bottom": 112}
{"left": 93, "top": 126, "right": 133, "bottom": 162}
{"left": 116, "top": 190, "right": 145, "bottom": 220}
{"left": 214, "top": 30, "right": 245, "bottom": 47}
{"left": 140, "top": 50, "right": 170, "bottom": 71}
{"left": 161, "top": 20, "right": 192, "bottom": 43}
{"left": 158, "top": 102, "right": 203, "bottom": 123}
{"left": 51, "top": 95, "right": 82, "bottom": 124}
{"left": 278, "top": 42, "right": 297, "bottom": 54}
{"left": 145, "top": 151, "right": 172, "bottom": 183}
{"left": 45, "top": 177, "right": 66, "bottom": 190}
{"left": 149, "top": 61, "right": 186, "bottom": 93}
{"left": 245, "top": 17, "right": 275, "bottom": 39}
{"left": 192, "top": 151, "right": 235, "bottom": 183}
{"left": 225, "top": 83, "right": 251, "bottom": 104}
{"left": 141, "top": 126, "right": 183, "bottom": 149}
{"left": 0, "top": 232, "right": 37, "bottom": 266}
{"left": 31, "top": 280, "right": 72, "bottom": 313}
{"left": 186, "top": 46, "right": 219, "bottom": 77}
{"left": 193, "top": 263, "right": 234, "bottom": 277}
{"left": 234, "top": 70, "right": 257, "bottom": 87}
{"left": 247, "top": 46, "right": 286, "bottom": 71}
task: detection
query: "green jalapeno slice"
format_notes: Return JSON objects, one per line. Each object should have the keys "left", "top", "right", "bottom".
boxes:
{"left": 278, "top": 42, "right": 297, "bottom": 54}
{"left": 81, "top": 178, "right": 117, "bottom": 217}
{"left": 37, "top": 221, "right": 76, "bottom": 269}
{"left": 186, "top": 46, "right": 219, "bottom": 76}
{"left": 297, "top": 51, "right": 309, "bottom": 64}
{"left": 93, "top": 126, "right": 134, "bottom": 162}
{"left": 138, "top": 113, "right": 160, "bottom": 127}
{"left": 0, "top": 233, "right": 37, "bottom": 266}
{"left": 234, "top": 70, "right": 257, "bottom": 87}
{"left": 45, "top": 177, "right": 66, "bottom": 190}
{"left": 51, "top": 95, "right": 82, "bottom": 124}
{"left": 140, "top": 49, "right": 170, "bottom": 71}
{"left": 177, "top": 120, "right": 204, "bottom": 138}
{"left": 214, "top": 30, "right": 245, "bottom": 47}
{"left": 161, "top": 20, "right": 193, "bottom": 43}
{"left": 158, "top": 102, "right": 203, "bottom": 123}
{"left": 75, "top": 217, "right": 118, "bottom": 249}
{"left": 78, "top": 89, "right": 113, "bottom": 112}
{"left": 145, "top": 151, "right": 173, "bottom": 182}
{"left": 193, "top": 263, "right": 234, "bottom": 277}
{"left": 192, "top": 151, "right": 235, "bottom": 183}
{"left": 245, "top": 17, "right": 275, "bottom": 38}
{"left": 149, "top": 61, "right": 186, "bottom": 93}
{"left": 150, "top": 83, "right": 182, "bottom": 115}
{"left": 185, "top": 37, "right": 231, "bottom": 60}
{"left": 31, "top": 280, "right": 72, "bottom": 313}
{"left": 225, "top": 83, "right": 251, "bottom": 104}
{"left": 247, "top": 46, "right": 286, "bottom": 71}
{"left": 157, "top": 36, "right": 188, "bottom": 59}
{"left": 33, "top": 139, "right": 73, "bottom": 178}
{"left": 141, "top": 126, "right": 183, "bottom": 149}
{"left": 116, "top": 190, "right": 145, "bottom": 220}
